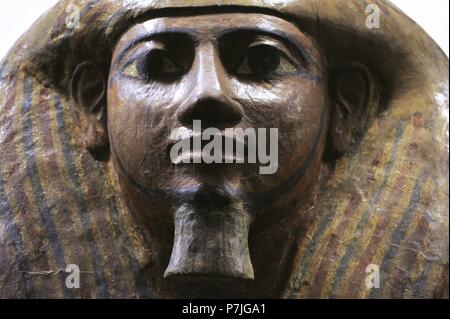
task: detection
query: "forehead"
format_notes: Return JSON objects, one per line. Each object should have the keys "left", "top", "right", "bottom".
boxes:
{"left": 115, "top": 13, "right": 318, "bottom": 53}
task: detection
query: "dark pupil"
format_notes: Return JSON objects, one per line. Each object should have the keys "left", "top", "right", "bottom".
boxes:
{"left": 140, "top": 50, "right": 164, "bottom": 79}
{"left": 247, "top": 46, "right": 280, "bottom": 76}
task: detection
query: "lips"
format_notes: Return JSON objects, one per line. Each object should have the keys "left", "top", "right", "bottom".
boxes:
{"left": 168, "top": 131, "right": 248, "bottom": 164}
{"left": 171, "top": 151, "right": 244, "bottom": 164}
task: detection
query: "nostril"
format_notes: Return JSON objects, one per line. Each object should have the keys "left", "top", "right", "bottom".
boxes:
{"left": 178, "top": 97, "right": 243, "bottom": 129}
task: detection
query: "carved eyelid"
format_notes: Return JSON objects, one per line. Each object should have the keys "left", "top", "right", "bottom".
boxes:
{"left": 121, "top": 41, "right": 166, "bottom": 64}
{"left": 121, "top": 41, "right": 186, "bottom": 77}
{"left": 247, "top": 36, "right": 302, "bottom": 66}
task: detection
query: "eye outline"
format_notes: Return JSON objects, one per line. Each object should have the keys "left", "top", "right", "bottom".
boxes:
{"left": 121, "top": 49, "right": 186, "bottom": 82}
{"left": 232, "top": 43, "right": 302, "bottom": 80}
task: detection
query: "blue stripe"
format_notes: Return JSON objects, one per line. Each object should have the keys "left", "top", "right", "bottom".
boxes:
{"left": 54, "top": 96, "right": 110, "bottom": 298}
{"left": 107, "top": 200, "right": 154, "bottom": 298}
{"left": 411, "top": 174, "right": 440, "bottom": 299}
{"left": 289, "top": 121, "right": 406, "bottom": 296}
{"left": 21, "top": 75, "right": 69, "bottom": 297}
{"left": 329, "top": 124, "right": 406, "bottom": 297}
{"left": 0, "top": 163, "right": 34, "bottom": 298}
{"left": 412, "top": 258, "right": 433, "bottom": 298}
{"left": 370, "top": 169, "right": 430, "bottom": 298}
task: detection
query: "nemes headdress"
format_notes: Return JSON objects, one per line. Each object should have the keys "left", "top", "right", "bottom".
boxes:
{"left": 0, "top": 0, "right": 447, "bottom": 298}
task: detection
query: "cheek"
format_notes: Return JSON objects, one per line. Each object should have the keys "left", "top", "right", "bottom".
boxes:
{"left": 233, "top": 78, "right": 325, "bottom": 123}
{"left": 282, "top": 84, "right": 327, "bottom": 176}
{"left": 234, "top": 79, "right": 327, "bottom": 172}
{"left": 284, "top": 83, "right": 327, "bottom": 152}
{"left": 107, "top": 79, "right": 180, "bottom": 179}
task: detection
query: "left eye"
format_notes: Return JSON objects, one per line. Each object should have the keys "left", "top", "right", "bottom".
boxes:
{"left": 122, "top": 49, "right": 184, "bottom": 81}
{"left": 234, "top": 45, "right": 298, "bottom": 78}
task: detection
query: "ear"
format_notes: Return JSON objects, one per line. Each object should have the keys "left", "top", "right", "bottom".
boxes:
{"left": 327, "top": 62, "right": 372, "bottom": 159}
{"left": 70, "top": 61, "right": 109, "bottom": 160}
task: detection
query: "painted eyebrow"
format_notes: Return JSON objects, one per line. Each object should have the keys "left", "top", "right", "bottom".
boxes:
{"left": 113, "top": 28, "right": 198, "bottom": 68}
{"left": 218, "top": 27, "right": 320, "bottom": 69}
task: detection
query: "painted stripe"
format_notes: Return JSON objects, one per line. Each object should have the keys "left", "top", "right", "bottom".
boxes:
{"left": 411, "top": 173, "right": 440, "bottom": 298}
{"left": 309, "top": 144, "right": 389, "bottom": 298}
{"left": 66, "top": 112, "right": 151, "bottom": 298}
{"left": 343, "top": 119, "right": 420, "bottom": 298}
{"left": 54, "top": 95, "right": 110, "bottom": 298}
{"left": 288, "top": 118, "right": 386, "bottom": 296}
{"left": 0, "top": 160, "right": 34, "bottom": 297}
{"left": 307, "top": 144, "right": 389, "bottom": 298}
{"left": 290, "top": 121, "right": 406, "bottom": 296}
{"left": 75, "top": 154, "right": 142, "bottom": 297}
{"left": 393, "top": 215, "right": 430, "bottom": 298}
{"left": 37, "top": 88, "right": 83, "bottom": 299}
{"left": 306, "top": 193, "right": 361, "bottom": 298}
{"left": 107, "top": 198, "right": 154, "bottom": 297}
{"left": 2, "top": 76, "right": 58, "bottom": 298}
{"left": 369, "top": 169, "right": 430, "bottom": 298}
{"left": 329, "top": 123, "right": 406, "bottom": 297}
{"left": 21, "top": 75, "right": 69, "bottom": 296}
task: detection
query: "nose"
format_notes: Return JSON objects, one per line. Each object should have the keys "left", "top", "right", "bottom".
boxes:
{"left": 177, "top": 44, "right": 243, "bottom": 129}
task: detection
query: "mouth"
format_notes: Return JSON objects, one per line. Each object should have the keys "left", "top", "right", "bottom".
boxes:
{"left": 171, "top": 150, "right": 245, "bottom": 164}
{"left": 168, "top": 130, "right": 248, "bottom": 165}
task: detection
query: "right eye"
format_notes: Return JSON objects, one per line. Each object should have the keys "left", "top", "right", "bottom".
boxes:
{"left": 122, "top": 49, "right": 185, "bottom": 81}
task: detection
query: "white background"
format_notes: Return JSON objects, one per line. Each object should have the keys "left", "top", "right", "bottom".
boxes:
{"left": 0, "top": 0, "right": 448, "bottom": 61}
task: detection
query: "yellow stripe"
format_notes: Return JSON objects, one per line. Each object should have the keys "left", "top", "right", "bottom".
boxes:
{"left": 347, "top": 121, "right": 421, "bottom": 297}
{"left": 10, "top": 73, "right": 63, "bottom": 297}
{"left": 47, "top": 94, "right": 101, "bottom": 297}
{"left": 56, "top": 96, "right": 138, "bottom": 296}
{"left": 398, "top": 176, "right": 434, "bottom": 298}
{"left": 316, "top": 121, "right": 403, "bottom": 298}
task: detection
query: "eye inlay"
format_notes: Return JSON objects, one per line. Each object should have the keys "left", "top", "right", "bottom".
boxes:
{"left": 122, "top": 49, "right": 185, "bottom": 81}
{"left": 118, "top": 31, "right": 312, "bottom": 84}
{"left": 219, "top": 33, "right": 305, "bottom": 81}
{"left": 235, "top": 44, "right": 298, "bottom": 78}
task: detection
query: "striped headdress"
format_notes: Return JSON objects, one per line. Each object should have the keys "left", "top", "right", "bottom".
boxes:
{"left": 0, "top": 0, "right": 448, "bottom": 298}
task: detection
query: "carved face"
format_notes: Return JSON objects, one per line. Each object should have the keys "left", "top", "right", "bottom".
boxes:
{"left": 107, "top": 13, "right": 328, "bottom": 280}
